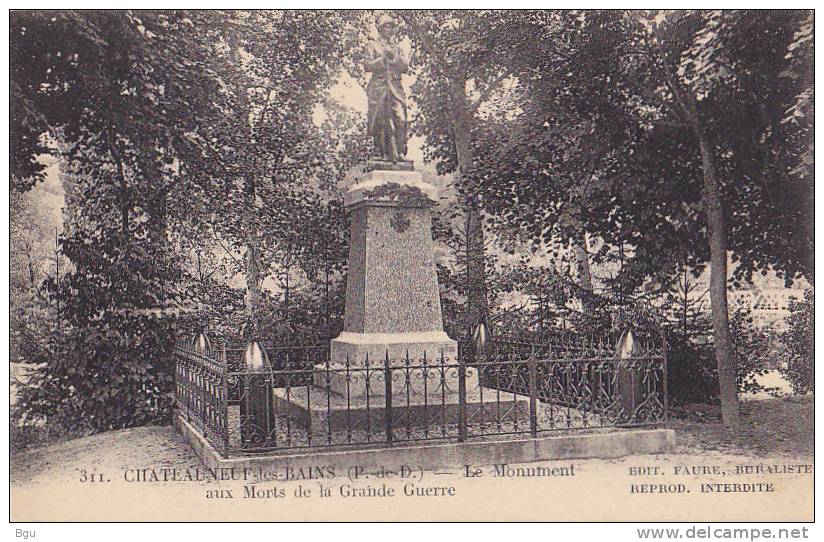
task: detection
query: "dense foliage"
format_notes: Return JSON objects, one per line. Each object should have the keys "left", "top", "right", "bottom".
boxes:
{"left": 11, "top": 10, "right": 366, "bottom": 432}
{"left": 461, "top": 10, "right": 814, "bottom": 427}
{"left": 781, "top": 289, "right": 814, "bottom": 394}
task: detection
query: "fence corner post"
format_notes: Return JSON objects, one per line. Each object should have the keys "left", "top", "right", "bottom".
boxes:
{"left": 528, "top": 344, "right": 538, "bottom": 437}
{"left": 660, "top": 326, "right": 669, "bottom": 423}
{"left": 384, "top": 350, "right": 393, "bottom": 444}
{"left": 221, "top": 341, "right": 230, "bottom": 458}
{"left": 615, "top": 327, "right": 643, "bottom": 425}
{"left": 458, "top": 349, "right": 467, "bottom": 442}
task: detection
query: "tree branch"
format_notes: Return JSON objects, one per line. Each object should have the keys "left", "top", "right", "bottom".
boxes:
{"left": 213, "top": 232, "right": 242, "bottom": 265}
{"left": 469, "top": 67, "right": 516, "bottom": 114}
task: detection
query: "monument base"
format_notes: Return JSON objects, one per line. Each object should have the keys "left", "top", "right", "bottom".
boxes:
{"left": 331, "top": 331, "right": 458, "bottom": 363}
{"left": 323, "top": 331, "right": 461, "bottom": 397}
{"left": 272, "top": 385, "right": 529, "bottom": 436}
{"left": 366, "top": 159, "right": 414, "bottom": 172}
{"left": 313, "top": 363, "right": 480, "bottom": 399}
{"left": 180, "top": 411, "right": 676, "bottom": 478}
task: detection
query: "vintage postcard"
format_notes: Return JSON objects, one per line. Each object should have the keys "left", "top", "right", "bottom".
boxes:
{"left": 7, "top": 6, "right": 814, "bottom": 527}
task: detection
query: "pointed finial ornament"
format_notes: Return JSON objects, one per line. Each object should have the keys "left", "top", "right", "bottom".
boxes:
{"left": 192, "top": 330, "right": 212, "bottom": 355}
{"left": 242, "top": 340, "right": 270, "bottom": 371}
{"left": 473, "top": 321, "right": 491, "bottom": 356}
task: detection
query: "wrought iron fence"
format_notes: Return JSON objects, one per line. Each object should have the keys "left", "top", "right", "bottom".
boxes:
{"left": 223, "top": 345, "right": 329, "bottom": 399}
{"left": 174, "top": 339, "right": 228, "bottom": 451}
{"left": 174, "top": 331, "right": 667, "bottom": 458}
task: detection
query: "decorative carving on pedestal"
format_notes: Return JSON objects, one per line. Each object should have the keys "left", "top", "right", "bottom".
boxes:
{"left": 390, "top": 208, "right": 410, "bottom": 233}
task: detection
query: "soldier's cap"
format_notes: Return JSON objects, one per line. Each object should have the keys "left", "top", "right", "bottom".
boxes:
{"left": 376, "top": 13, "right": 396, "bottom": 29}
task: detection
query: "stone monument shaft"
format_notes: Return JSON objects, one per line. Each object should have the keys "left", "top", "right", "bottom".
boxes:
{"left": 330, "top": 168, "right": 458, "bottom": 367}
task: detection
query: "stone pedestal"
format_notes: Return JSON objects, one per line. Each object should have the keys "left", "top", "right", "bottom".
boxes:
{"left": 272, "top": 385, "right": 528, "bottom": 436}
{"left": 338, "top": 169, "right": 446, "bottom": 336}
{"left": 321, "top": 167, "right": 459, "bottom": 397}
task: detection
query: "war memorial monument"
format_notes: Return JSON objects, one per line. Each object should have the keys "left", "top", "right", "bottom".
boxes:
{"left": 171, "top": 14, "right": 672, "bottom": 471}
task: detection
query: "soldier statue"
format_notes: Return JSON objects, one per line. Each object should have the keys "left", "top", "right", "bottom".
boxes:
{"left": 364, "top": 13, "right": 409, "bottom": 164}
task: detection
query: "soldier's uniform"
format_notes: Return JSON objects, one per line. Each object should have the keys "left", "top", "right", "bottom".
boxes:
{"left": 364, "top": 30, "right": 408, "bottom": 161}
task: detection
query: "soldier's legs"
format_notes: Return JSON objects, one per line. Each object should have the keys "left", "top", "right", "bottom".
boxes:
{"left": 396, "top": 118, "right": 407, "bottom": 160}
{"left": 376, "top": 123, "right": 390, "bottom": 160}
{"left": 373, "top": 134, "right": 383, "bottom": 158}
{"left": 386, "top": 118, "right": 398, "bottom": 162}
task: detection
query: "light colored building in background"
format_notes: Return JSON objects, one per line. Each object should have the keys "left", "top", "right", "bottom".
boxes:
{"left": 729, "top": 287, "right": 806, "bottom": 330}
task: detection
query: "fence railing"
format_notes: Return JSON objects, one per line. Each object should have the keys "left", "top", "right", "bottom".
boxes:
{"left": 175, "top": 340, "right": 229, "bottom": 450}
{"left": 174, "top": 331, "right": 667, "bottom": 458}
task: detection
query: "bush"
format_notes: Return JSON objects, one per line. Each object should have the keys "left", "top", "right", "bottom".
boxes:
{"left": 18, "top": 318, "right": 176, "bottom": 434}
{"left": 665, "top": 333, "right": 719, "bottom": 405}
{"left": 665, "top": 308, "right": 782, "bottom": 407}
{"left": 730, "top": 309, "right": 781, "bottom": 395}
{"left": 10, "top": 401, "right": 83, "bottom": 455}
{"left": 780, "top": 289, "right": 814, "bottom": 393}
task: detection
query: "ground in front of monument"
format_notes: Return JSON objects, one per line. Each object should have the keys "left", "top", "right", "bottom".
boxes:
{"left": 10, "top": 395, "right": 812, "bottom": 521}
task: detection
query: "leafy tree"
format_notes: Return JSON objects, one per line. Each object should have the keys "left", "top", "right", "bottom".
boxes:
{"left": 469, "top": 10, "right": 812, "bottom": 428}
{"left": 169, "top": 11, "right": 362, "bottom": 341}
{"left": 10, "top": 186, "right": 69, "bottom": 383}
{"left": 471, "top": 11, "right": 643, "bottom": 314}
{"left": 10, "top": 10, "right": 813, "bottom": 436}
{"left": 780, "top": 289, "right": 814, "bottom": 393}
{"left": 628, "top": 9, "right": 813, "bottom": 427}
{"left": 399, "top": 10, "right": 513, "bottom": 337}
{"left": 12, "top": 10, "right": 370, "bottom": 430}
{"left": 11, "top": 10, "right": 228, "bottom": 430}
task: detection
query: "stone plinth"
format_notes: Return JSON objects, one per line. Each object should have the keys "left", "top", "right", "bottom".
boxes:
{"left": 324, "top": 167, "right": 457, "bottom": 398}
{"left": 177, "top": 411, "right": 677, "bottom": 479}
{"left": 272, "top": 385, "right": 528, "bottom": 433}
{"left": 365, "top": 159, "right": 414, "bottom": 172}
{"left": 313, "top": 348, "right": 478, "bottom": 399}
{"left": 330, "top": 331, "right": 458, "bottom": 370}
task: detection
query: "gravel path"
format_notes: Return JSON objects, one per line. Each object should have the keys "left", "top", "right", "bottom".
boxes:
{"left": 11, "top": 425, "right": 206, "bottom": 487}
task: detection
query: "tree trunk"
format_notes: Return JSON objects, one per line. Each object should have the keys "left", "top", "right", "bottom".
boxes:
{"left": 245, "top": 242, "right": 260, "bottom": 336}
{"left": 114, "top": 149, "right": 130, "bottom": 241}
{"left": 27, "top": 253, "right": 35, "bottom": 287}
{"left": 452, "top": 71, "right": 488, "bottom": 337}
{"left": 575, "top": 234, "right": 593, "bottom": 317}
{"left": 54, "top": 231, "right": 60, "bottom": 328}
{"left": 324, "top": 248, "right": 331, "bottom": 341}
{"left": 682, "top": 266, "right": 689, "bottom": 339}
{"left": 464, "top": 202, "right": 488, "bottom": 332}
{"left": 244, "top": 178, "right": 260, "bottom": 338}
{"left": 646, "top": 20, "right": 741, "bottom": 429}
{"left": 698, "top": 133, "right": 741, "bottom": 429}
{"left": 283, "top": 262, "right": 291, "bottom": 341}
{"left": 150, "top": 186, "right": 174, "bottom": 312}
